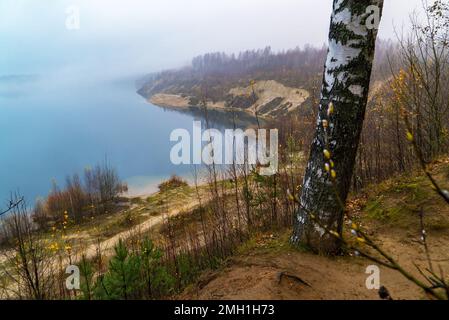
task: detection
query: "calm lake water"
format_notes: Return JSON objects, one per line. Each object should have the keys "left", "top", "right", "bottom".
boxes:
{"left": 0, "top": 76, "right": 214, "bottom": 204}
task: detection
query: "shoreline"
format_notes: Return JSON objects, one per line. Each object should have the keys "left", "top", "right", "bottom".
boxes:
{"left": 145, "top": 80, "right": 310, "bottom": 120}
{"left": 124, "top": 170, "right": 213, "bottom": 199}
{"left": 148, "top": 93, "right": 261, "bottom": 118}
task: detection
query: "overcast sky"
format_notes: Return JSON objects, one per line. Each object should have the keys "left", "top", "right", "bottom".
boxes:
{"left": 0, "top": 0, "right": 429, "bottom": 79}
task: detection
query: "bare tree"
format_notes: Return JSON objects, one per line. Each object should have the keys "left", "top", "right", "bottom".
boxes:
{"left": 393, "top": 0, "right": 449, "bottom": 160}
{"left": 0, "top": 196, "right": 55, "bottom": 299}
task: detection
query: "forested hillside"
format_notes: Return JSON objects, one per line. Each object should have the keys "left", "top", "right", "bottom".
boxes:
{"left": 137, "top": 41, "right": 395, "bottom": 117}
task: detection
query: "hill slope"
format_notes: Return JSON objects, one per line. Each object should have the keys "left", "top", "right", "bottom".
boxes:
{"left": 137, "top": 47, "right": 325, "bottom": 117}
{"left": 181, "top": 160, "right": 449, "bottom": 300}
{"left": 147, "top": 80, "right": 310, "bottom": 118}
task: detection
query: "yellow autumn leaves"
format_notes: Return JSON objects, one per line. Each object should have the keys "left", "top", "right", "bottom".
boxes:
{"left": 47, "top": 210, "right": 73, "bottom": 255}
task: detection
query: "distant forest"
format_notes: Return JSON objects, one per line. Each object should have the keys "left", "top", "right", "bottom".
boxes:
{"left": 137, "top": 41, "right": 395, "bottom": 104}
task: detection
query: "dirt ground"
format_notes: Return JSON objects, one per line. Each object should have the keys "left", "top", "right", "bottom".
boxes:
{"left": 180, "top": 228, "right": 449, "bottom": 300}
{"left": 182, "top": 161, "right": 449, "bottom": 300}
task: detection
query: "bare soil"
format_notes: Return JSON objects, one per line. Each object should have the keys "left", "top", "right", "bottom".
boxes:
{"left": 180, "top": 227, "right": 449, "bottom": 300}
{"left": 181, "top": 160, "right": 449, "bottom": 300}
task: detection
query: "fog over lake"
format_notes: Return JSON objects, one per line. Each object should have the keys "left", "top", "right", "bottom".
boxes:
{"left": 0, "top": 75, "right": 209, "bottom": 202}
{"left": 0, "top": 0, "right": 424, "bottom": 203}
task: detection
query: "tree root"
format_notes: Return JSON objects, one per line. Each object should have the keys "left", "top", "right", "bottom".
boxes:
{"left": 277, "top": 271, "right": 311, "bottom": 287}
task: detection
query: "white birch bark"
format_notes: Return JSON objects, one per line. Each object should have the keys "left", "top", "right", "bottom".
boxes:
{"left": 292, "top": 0, "right": 384, "bottom": 254}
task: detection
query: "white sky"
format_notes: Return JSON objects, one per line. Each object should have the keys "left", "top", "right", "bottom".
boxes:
{"left": 0, "top": 0, "right": 429, "bottom": 78}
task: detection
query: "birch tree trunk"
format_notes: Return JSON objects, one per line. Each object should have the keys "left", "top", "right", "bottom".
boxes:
{"left": 291, "top": 0, "right": 384, "bottom": 254}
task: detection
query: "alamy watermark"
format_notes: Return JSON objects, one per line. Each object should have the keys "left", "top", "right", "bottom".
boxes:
{"left": 365, "top": 5, "right": 381, "bottom": 30}
{"left": 365, "top": 265, "right": 380, "bottom": 290}
{"left": 65, "top": 265, "right": 80, "bottom": 290}
{"left": 169, "top": 121, "right": 278, "bottom": 176}
{"left": 346, "top": 5, "right": 381, "bottom": 31}
{"left": 65, "top": 5, "right": 80, "bottom": 30}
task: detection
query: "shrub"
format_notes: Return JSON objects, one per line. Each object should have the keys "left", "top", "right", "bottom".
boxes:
{"left": 158, "top": 175, "right": 188, "bottom": 192}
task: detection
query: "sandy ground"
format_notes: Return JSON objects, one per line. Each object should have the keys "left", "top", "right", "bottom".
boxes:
{"left": 150, "top": 94, "right": 225, "bottom": 110}
{"left": 181, "top": 162, "right": 449, "bottom": 300}
{"left": 149, "top": 80, "right": 309, "bottom": 118}
{"left": 79, "top": 198, "right": 201, "bottom": 260}
{"left": 230, "top": 80, "right": 309, "bottom": 114}
{"left": 0, "top": 188, "right": 202, "bottom": 273}
{"left": 180, "top": 229, "right": 449, "bottom": 300}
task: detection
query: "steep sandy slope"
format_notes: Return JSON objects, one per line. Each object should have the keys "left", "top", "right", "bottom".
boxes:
{"left": 148, "top": 80, "right": 310, "bottom": 118}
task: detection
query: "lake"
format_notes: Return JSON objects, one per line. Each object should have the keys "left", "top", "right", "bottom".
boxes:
{"left": 0, "top": 75, "right": 226, "bottom": 204}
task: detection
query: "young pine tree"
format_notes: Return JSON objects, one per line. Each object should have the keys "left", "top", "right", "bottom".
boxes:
{"left": 94, "top": 239, "right": 141, "bottom": 300}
